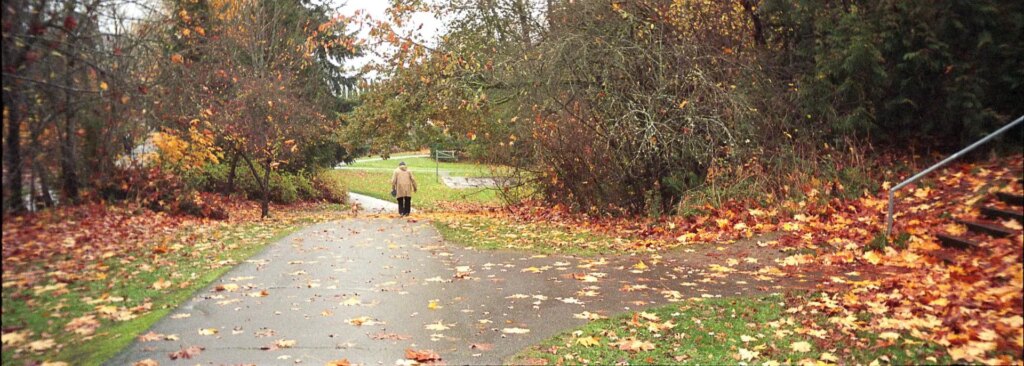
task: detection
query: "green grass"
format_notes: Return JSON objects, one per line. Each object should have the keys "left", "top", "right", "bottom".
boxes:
{"left": 433, "top": 216, "right": 627, "bottom": 256}
{"left": 329, "top": 169, "right": 503, "bottom": 209}
{"left": 354, "top": 151, "right": 430, "bottom": 161}
{"left": 345, "top": 157, "right": 509, "bottom": 177}
{"left": 511, "top": 294, "right": 952, "bottom": 365}
{"left": 1, "top": 208, "right": 345, "bottom": 366}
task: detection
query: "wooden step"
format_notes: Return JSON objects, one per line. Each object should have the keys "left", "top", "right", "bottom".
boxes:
{"left": 981, "top": 206, "right": 1024, "bottom": 223}
{"left": 955, "top": 219, "right": 1015, "bottom": 238}
{"left": 936, "top": 233, "right": 981, "bottom": 250}
{"left": 996, "top": 192, "right": 1024, "bottom": 206}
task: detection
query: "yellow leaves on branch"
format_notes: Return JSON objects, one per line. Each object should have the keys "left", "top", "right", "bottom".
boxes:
{"left": 149, "top": 125, "right": 221, "bottom": 171}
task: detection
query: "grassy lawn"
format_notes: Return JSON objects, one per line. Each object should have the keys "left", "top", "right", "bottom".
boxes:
{"left": 1, "top": 205, "right": 349, "bottom": 366}
{"left": 432, "top": 215, "right": 629, "bottom": 256}
{"left": 511, "top": 294, "right": 952, "bottom": 365}
{"left": 329, "top": 169, "right": 503, "bottom": 209}
{"left": 344, "top": 156, "right": 509, "bottom": 177}
{"left": 354, "top": 151, "right": 430, "bottom": 161}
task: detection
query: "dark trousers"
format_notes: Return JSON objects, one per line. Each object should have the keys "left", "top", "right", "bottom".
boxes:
{"left": 397, "top": 197, "right": 412, "bottom": 216}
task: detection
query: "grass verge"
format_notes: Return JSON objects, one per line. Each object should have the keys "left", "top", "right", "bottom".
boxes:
{"left": 1, "top": 205, "right": 348, "bottom": 366}
{"left": 511, "top": 294, "right": 952, "bottom": 365}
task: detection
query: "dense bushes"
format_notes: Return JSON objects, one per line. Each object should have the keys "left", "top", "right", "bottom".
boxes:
{"left": 186, "top": 163, "right": 347, "bottom": 205}
{"left": 761, "top": 0, "right": 1024, "bottom": 149}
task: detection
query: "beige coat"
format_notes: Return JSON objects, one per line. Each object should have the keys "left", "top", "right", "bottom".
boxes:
{"left": 391, "top": 166, "right": 417, "bottom": 198}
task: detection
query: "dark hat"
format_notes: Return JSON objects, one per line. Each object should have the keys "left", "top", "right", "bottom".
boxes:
{"left": 399, "top": 161, "right": 406, "bottom": 166}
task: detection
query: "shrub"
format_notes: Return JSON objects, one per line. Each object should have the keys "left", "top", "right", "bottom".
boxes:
{"left": 291, "top": 173, "right": 318, "bottom": 200}
{"left": 268, "top": 173, "right": 299, "bottom": 204}
{"left": 312, "top": 171, "right": 348, "bottom": 204}
{"left": 186, "top": 162, "right": 346, "bottom": 204}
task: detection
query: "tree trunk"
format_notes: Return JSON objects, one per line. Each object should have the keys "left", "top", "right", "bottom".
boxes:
{"left": 227, "top": 151, "right": 240, "bottom": 193}
{"left": 34, "top": 160, "right": 55, "bottom": 208}
{"left": 240, "top": 153, "right": 271, "bottom": 218}
{"left": 4, "top": 93, "right": 25, "bottom": 213}
{"left": 61, "top": 62, "right": 80, "bottom": 202}
{"left": 260, "top": 158, "right": 272, "bottom": 218}
{"left": 741, "top": 0, "right": 766, "bottom": 46}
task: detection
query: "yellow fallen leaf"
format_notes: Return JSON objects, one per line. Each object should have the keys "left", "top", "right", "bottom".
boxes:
{"left": 27, "top": 339, "right": 56, "bottom": 352}
{"left": 576, "top": 336, "right": 600, "bottom": 347}
{"left": 790, "top": 341, "right": 812, "bottom": 353}
{"left": 863, "top": 250, "right": 883, "bottom": 265}
{"left": 738, "top": 348, "right": 759, "bottom": 361}
{"left": 820, "top": 352, "right": 839, "bottom": 362}
{"left": 198, "top": 328, "right": 218, "bottom": 335}
{"left": 878, "top": 331, "right": 900, "bottom": 341}
{"left": 2, "top": 331, "right": 29, "bottom": 346}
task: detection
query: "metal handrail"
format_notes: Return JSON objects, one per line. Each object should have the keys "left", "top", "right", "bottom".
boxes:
{"left": 886, "top": 115, "right": 1024, "bottom": 236}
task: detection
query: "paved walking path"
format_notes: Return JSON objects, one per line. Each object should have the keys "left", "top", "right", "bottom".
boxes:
{"left": 108, "top": 215, "right": 808, "bottom": 365}
{"left": 347, "top": 192, "right": 400, "bottom": 214}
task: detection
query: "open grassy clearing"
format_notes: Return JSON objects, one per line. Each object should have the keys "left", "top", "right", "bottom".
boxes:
{"left": 1, "top": 205, "right": 349, "bottom": 366}
{"left": 511, "top": 294, "right": 952, "bottom": 365}
{"left": 329, "top": 169, "right": 503, "bottom": 209}
{"left": 344, "top": 156, "right": 510, "bottom": 177}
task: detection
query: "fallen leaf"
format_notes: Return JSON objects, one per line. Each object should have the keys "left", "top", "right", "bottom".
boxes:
{"left": 27, "top": 339, "right": 56, "bottom": 352}
{"left": 502, "top": 327, "right": 530, "bottom": 334}
{"left": 610, "top": 338, "right": 655, "bottom": 352}
{"left": 168, "top": 345, "right": 203, "bottom": 360}
{"left": 738, "top": 348, "right": 759, "bottom": 361}
{"left": 65, "top": 315, "right": 100, "bottom": 336}
{"left": 576, "top": 336, "right": 600, "bottom": 347}
{"left": 425, "top": 321, "right": 450, "bottom": 331}
{"left": 1, "top": 331, "right": 29, "bottom": 346}
{"left": 790, "top": 341, "right": 812, "bottom": 353}
{"left": 878, "top": 331, "right": 900, "bottom": 341}
{"left": 404, "top": 348, "right": 442, "bottom": 362}
{"left": 138, "top": 332, "right": 165, "bottom": 342}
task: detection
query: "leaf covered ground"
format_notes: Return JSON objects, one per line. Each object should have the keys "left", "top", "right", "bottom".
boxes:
{"left": 512, "top": 295, "right": 951, "bottom": 365}
{"left": 431, "top": 155, "right": 1024, "bottom": 364}
{"left": 1, "top": 196, "right": 352, "bottom": 365}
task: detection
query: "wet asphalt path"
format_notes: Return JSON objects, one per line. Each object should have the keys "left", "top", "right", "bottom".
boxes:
{"left": 108, "top": 217, "right": 802, "bottom": 365}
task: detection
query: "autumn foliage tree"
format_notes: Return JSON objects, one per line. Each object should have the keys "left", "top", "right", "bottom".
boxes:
{"left": 153, "top": 0, "right": 357, "bottom": 217}
{"left": 348, "top": 0, "right": 1023, "bottom": 216}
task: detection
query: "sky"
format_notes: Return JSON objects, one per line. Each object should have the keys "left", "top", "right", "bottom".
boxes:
{"left": 333, "top": 0, "right": 446, "bottom": 79}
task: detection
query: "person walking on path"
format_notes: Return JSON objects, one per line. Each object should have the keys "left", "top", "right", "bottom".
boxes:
{"left": 391, "top": 161, "right": 418, "bottom": 216}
